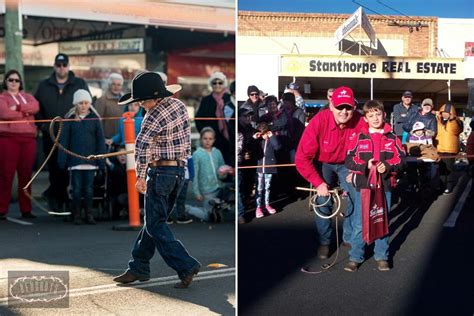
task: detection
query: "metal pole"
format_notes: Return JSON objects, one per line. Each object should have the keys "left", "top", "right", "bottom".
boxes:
{"left": 358, "top": 25, "right": 361, "bottom": 56}
{"left": 370, "top": 78, "right": 373, "bottom": 100}
{"left": 447, "top": 80, "right": 451, "bottom": 101}
{"left": 5, "top": 0, "right": 24, "bottom": 78}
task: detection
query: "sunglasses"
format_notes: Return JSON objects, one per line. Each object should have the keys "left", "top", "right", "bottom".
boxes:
{"left": 7, "top": 78, "right": 21, "bottom": 83}
{"left": 55, "top": 63, "right": 68, "bottom": 68}
{"left": 249, "top": 93, "right": 259, "bottom": 97}
{"left": 403, "top": 95, "right": 412, "bottom": 98}
{"left": 334, "top": 104, "right": 354, "bottom": 111}
{"left": 211, "top": 81, "right": 224, "bottom": 86}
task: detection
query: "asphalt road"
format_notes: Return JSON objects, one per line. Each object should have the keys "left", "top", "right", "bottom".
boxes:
{"left": 238, "top": 175, "right": 474, "bottom": 315}
{"left": 0, "top": 214, "right": 235, "bottom": 315}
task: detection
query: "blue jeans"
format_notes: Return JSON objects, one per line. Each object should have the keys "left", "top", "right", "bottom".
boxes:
{"left": 256, "top": 173, "right": 272, "bottom": 207}
{"left": 238, "top": 171, "right": 245, "bottom": 217}
{"left": 127, "top": 166, "right": 200, "bottom": 280}
{"left": 170, "top": 180, "right": 189, "bottom": 220}
{"left": 314, "top": 163, "right": 355, "bottom": 245}
{"left": 70, "top": 170, "right": 95, "bottom": 209}
{"left": 349, "top": 191, "right": 392, "bottom": 263}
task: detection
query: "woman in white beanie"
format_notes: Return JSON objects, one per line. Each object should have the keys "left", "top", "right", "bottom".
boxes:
{"left": 195, "top": 71, "right": 233, "bottom": 165}
{"left": 57, "top": 89, "right": 106, "bottom": 225}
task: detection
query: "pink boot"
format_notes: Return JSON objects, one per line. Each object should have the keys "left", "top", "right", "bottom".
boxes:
{"left": 255, "top": 207, "right": 264, "bottom": 218}
{"left": 266, "top": 205, "right": 277, "bottom": 215}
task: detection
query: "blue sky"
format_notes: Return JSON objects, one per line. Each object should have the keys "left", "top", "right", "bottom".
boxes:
{"left": 238, "top": 0, "right": 474, "bottom": 18}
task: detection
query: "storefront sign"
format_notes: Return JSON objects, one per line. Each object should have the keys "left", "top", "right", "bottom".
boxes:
{"left": 334, "top": 7, "right": 376, "bottom": 45}
{"left": 334, "top": 8, "right": 361, "bottom": 44}
{"left": 360, "top": 8, "right": 376, "bottom": 43}
{"left": 0, "top": 41, "right": 58, "bottom": 66}
{"left": 465, "top": 42, "right": 474, "bottom": 57}
{"left": 59, "top": 38, "right": 144, "bottom": 55}
{"left": 280, "top": 55, "right": 465, "bottom": 80}
{"left": 69, "top": 54, "right": 145, "bottom": 70}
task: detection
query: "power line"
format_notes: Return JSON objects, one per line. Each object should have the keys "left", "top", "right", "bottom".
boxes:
{"left": 352, "top": 0, "right": 426, "bottom": 32}
{"left": 351, "top": 0, "right": 400, "bottom": 26}
{"left": 376, "top": 0, "right": 414, "bottom": 21}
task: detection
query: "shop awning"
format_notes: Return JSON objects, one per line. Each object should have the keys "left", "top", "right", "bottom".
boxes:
{"left": 1, "top": 0, "right": 234, "bottom": 33}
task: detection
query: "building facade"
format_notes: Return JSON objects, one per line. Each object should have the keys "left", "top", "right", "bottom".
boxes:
{"left": 238, "top": 9, "right": 473, "bottom": 115}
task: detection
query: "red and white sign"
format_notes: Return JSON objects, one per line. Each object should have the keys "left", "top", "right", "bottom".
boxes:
{"left": 465, "top": 42, "right": 474, "bottom": 57}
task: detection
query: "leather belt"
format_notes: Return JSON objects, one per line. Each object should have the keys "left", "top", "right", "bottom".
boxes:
{"left": 148, "top": 160, "right": 186, "bottom": 167}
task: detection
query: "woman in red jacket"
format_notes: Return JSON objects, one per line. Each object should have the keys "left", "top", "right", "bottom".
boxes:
{"left": 0, "top": 70, "right": 39, "bottom": 220}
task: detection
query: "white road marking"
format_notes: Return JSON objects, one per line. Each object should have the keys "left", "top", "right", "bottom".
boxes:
{"left": 443, "top": 179, "right": 472, "bottom": 228}
{"left": 0, "top": 268, "right": 235, "bottom": 305}
{"left": 6, "top": 217, "right": 33, "bottom": 226}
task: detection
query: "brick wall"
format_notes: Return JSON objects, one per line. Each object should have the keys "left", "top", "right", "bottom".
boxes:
{"left": 238, "top": 11, "right": 438, "bottom": 57}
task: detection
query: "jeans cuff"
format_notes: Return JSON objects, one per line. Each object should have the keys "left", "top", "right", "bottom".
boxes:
{"left": 180, "top": 262, "right": 201, "bottom": 280}
{"left": 126, "top": 268, "right": 150, "bottom": 278}
{"left": 349, "top": 257, "right": 364, "bottom": 264}
{"left": 374, "top": 257, "right": 388, "bottom": 262}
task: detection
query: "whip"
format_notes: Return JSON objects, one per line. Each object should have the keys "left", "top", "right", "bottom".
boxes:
{"left": 296, "top": 186, "right": 344, "bottom": 274}
{"left": 23, "top": 116, "right": 133, "bottom": 216}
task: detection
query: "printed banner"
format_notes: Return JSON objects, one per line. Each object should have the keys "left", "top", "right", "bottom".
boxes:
{"left": 280, "top": 55, "right": 465, "bottom": 80}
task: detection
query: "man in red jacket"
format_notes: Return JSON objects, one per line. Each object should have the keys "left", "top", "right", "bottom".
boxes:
{"left": 295, "top": 86, "right": 366, "bottom": 259}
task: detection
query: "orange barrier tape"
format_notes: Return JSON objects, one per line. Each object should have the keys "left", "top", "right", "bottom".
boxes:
{"left": 0, "top": 116, "right": 235, "bottom": 124}
{"left": 238, "top": 155, "right": 474, "bottom": 169}
{"left": 238, "top": 163, "right": 296, "bottom": 169}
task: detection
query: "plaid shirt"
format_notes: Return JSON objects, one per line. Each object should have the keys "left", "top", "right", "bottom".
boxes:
{"left": 135, "top": 97, "right": 191, "bottom": 179}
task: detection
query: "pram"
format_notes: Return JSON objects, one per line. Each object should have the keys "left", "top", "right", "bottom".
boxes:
{"left": 208, "top": 182, "right": 236, "bottom": 223}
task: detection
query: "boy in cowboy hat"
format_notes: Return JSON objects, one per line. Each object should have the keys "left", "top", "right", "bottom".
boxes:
{"left": 113, "top": 71, "right": 201, "bottom": 288}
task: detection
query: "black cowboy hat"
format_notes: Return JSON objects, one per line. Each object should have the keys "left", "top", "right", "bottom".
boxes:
{"left": 118, "top": 71, "right": 182, "bottom": 105}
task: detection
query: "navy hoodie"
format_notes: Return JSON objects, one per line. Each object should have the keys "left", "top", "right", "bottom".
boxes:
{"left": 57, "top": 111, "right": 106, "bottom": 169}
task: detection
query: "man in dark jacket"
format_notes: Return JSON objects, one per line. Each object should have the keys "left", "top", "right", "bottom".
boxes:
{"left": 238, "top": 104, "right": 259, "bottom": 207}
{"left": 35, "top": 53, "right": 90, "bottom": 212}
{"left": 241, "top": 85, "right": 263, "bottom": 125}
{"left": 272, "top": 93, "right": 305, "bottom": 163}
{"left": 391, "top": 90, "right": 418, "bottom": 140}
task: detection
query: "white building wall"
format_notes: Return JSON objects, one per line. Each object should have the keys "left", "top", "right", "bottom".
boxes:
{"left": 236, "top": 54, "right": 280, "bottom": 102}
{"left": 438, "top": 18, "right": 474, "bottom": 79}
{"left": 438, "top": 18, "right": 474, "bottom": 58}
{"left": 238, "top": 36, "right": 404, "bottom": 56}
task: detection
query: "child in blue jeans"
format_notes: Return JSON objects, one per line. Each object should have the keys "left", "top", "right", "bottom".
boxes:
{"left": 345, "top": 100, "right": 405, "bottom": 272}
{"left": 253, "top": 122, "right": 281, "bottom": 218}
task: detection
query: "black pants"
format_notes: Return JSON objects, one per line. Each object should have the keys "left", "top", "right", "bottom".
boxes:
{"left": 43, "top": 136, "right": 69, "bottom": 205}
{"left": 438, "top": 153, "right": 456, "bottom": 191}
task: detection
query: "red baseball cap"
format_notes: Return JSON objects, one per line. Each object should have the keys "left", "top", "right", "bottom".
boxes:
{"left": 332, "top": 86, "right": 355, "bottom": 108}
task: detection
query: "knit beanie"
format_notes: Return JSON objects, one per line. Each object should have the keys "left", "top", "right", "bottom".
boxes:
{"left": 73, "top": 89, "right": 92, "bottom": 104}
{"left": 247, "top": 85, "right": 259, "bottom": 96}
